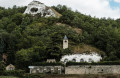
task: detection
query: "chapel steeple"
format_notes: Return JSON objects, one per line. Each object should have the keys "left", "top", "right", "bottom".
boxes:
{"left": 63, "top": 35, "right": 68, "bottom": 49}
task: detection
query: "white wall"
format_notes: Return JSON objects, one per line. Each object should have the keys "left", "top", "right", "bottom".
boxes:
{"left": 60, "top": 53, "right": 102, "bottom": 63}
{"left": 63, "top": 40, "right": 68, "bottom": 49}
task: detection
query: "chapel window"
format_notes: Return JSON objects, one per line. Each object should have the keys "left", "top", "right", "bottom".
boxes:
{"left": 72, "top": 59, "right": 76, "bottom": 62}
{"left": 64, "top": 58, "right": 68, "bottom": 63}
{"left": 80, "top": 58, "right": 84, "bottom": 62}
{"left": 88, "top": 58, "right": 93, "bottom": 63}
{"left": 65, "top": 40, "right": 67, "bottom": 42}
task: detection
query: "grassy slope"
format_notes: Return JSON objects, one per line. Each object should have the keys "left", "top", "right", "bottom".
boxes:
{"left": 56, "top": 23, "right": 104, "bottom": 55}
{"left": 72, "top": 43, "right": 104, "bottom": 54}
{"left": 50, "top": 7, "right": 62, "bottom": 18}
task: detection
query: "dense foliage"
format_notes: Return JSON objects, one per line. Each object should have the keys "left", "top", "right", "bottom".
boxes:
{"left": 30, "top": 62, "right": 64, "bottom": 66}
{"left": 0, "top": 61, "right": 5, "bottom": 72}
{"left": 23, "top": 74, "right": 44, "bottom": 78}
{"left": 52, "top": 5, "right": 120, "bottom": 60}
{"left": 1, "top": 70, "right": 25, "bottom": 77}
{"left": 0, "top": 4, "right": 120, "bottom": 70}
{"left": 0, "top": 6, "right": 79, "bottom": 70}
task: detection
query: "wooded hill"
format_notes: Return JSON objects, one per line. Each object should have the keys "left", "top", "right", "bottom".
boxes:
{"left": 0, "top": 5, "right": 120, "bottom": 69}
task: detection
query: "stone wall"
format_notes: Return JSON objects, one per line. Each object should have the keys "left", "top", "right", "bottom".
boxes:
{"left": 65, "top": 65, "right": 120, "bottom": 74}
{"left": 45, "top": 74, "right": 120, "bottom": 78}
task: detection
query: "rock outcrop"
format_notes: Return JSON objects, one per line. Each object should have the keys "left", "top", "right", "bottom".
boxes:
{"left": 24, "top": 1, "right": 62, "bottom": 18}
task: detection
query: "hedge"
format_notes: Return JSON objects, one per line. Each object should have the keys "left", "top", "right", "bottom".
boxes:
{"left": 30, "top": 62, "right": 64, "bottom": 66}
{"left": 0, "top": 70, "right": 25, "bottom": 77}
{"left": 0, "top": 70, "right": 45, "bottom": 78}
{"left": 23, "top": 73, "right": 45, "bottom": 78}
{"left": 66, "top": 61, "right": 120, "bottom": 66}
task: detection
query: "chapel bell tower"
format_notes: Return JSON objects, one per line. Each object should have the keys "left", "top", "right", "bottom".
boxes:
{"left": 63, "top": 35, "right": 68, "bottom": 49}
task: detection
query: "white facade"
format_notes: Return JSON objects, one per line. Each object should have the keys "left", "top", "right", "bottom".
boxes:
{"left": 63, "top": 35, "right": 68, "bottom": 49}
{"left": 60, "top": 53, "right": 102, "bottom": 63}
{"left": 24, "top": 1, "right": 56, "bottom": 17}
{"left": 63, "top": 40, "right": 68, "bottom": 49}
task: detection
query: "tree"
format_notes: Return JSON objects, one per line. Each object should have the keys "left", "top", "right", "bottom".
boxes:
{"left": 15, "top": 42, "right": 46, "bottom": 70}
{"left": 12, "top": 13, "right": 23, "bottom": 25}
{"left": 46, "top": 46, "right": 62, "bottom": 61}
{"left": 59, "top": 10, "right": 74, "bottom": 25}
{"left": 62, "top": 48, "right": 72, "bottom": 55}
{"left": 15, "top": 48, "right": 34, "bottom": 70}
{"left": 6, "top": 22, "right": 17, "bottom": 33}
{"left": 0, "top": 61, "right": 5, "bottom": 72}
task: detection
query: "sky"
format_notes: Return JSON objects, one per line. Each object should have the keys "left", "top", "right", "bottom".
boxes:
{"left": 0, "top": 0, "right": 120, "bottom": 19}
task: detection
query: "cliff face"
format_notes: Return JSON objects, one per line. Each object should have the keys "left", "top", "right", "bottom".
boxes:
{"left": 24, "top": 1, "right": 62, "bottom": 18}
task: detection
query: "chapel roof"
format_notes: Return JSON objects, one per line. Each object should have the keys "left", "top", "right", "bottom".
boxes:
{"left": 64, "top": 35, "right": 68, "bottom": 40}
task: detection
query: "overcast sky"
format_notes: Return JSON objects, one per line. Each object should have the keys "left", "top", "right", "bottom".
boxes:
{"left": 0, "top": 0, "right": 120, "bottom": 19}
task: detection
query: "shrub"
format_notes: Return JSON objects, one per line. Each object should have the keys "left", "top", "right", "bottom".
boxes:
{"left": 30, "top": 62, "right": 64, "bottom": 66}
{"left": 1, "top": 70, "right": 25, "bottom": 77}
{"left": 66, "top": 61, "right": 120, "bottom": 66}
{"left": 0, "top": 61, "right": 5, "bottom": 72}
{"left": 66, "top": 62, "right": 90, "bottom": 66}
{"left": 23, "top": 73, "right": 45, "bottom": 78}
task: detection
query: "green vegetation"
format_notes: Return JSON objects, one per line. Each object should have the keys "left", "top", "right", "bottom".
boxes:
{"left": 0, "top": 61, "right": 5, "bottom": 72}
{"left": 0, "top": 69, "right": 25, "bottom": 77}
{"left": 52, "top": 5, "right": 120, "bottom": 61}
{"left": 66, "top": 61, "right": 120, "bottom": 66}
{"left": 23, "top": 73, "right": 45, "bottom": 78}
{"left": 0, "top": 76, "right": 18, "bottom": 78}
{"left": 0, "top": 4, "right": 120, "bottom": 71}
{"left": 30, "top": 62, "right": 64, "bottom": 66}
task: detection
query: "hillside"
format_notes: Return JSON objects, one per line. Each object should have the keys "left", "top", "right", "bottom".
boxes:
{"left": 55, "top": 23, "right": 104, "bottom": 54}
{"left": 0, "top": 2, "right": 120, "bottom": 70}
{"left": 72, "top": 44, "right": 104, "bottom": 54}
